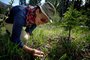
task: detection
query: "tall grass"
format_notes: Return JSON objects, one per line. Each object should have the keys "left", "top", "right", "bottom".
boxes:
{"left": 0, "top": 15, "right": 90, "bottom": 60}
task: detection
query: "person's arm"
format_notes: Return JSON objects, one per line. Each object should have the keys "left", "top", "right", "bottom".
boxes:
{"left": 23, "top": 45, "right": 44, "bottom": 57}
{"left": 23, "top": 24, "right": 37, "bottom": 40}
{"left": 25, "top": 25, "right": 45, "bottom": 57}
{"left": 25, "top": 24, "right": 37, "bottom": 35}
{"left": 10, "top": 11, "right": 25, "bottom": 48}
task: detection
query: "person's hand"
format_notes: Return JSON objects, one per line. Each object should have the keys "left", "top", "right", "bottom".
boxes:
{"left": 33, "top": 48, "right": 44, "bottom": 57}
{"left": 23, "top": 45, "right": 44, "bottom": 57}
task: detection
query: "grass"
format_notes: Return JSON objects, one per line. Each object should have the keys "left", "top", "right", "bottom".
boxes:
{"left": 0, "top": 20, "right": 90, "bottom": 60}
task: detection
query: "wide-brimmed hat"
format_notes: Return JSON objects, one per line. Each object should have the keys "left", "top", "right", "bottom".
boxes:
{"left": 38, "top": 2, "right": 56, "bottom": 23}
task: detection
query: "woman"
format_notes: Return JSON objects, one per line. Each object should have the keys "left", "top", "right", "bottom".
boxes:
{"left": 4, "top": 2, "right": 56, "bottom": 58}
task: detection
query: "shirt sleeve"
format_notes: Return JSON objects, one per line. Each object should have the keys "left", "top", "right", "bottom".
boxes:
{"left": 25, "top": 24, "right": 37, "bottom": 35}
{"left": 10, "top": 9, "right": 25, "bottom": 48}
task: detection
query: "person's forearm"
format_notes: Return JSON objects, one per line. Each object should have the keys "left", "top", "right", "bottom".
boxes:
{"left": 23, "top": 45, "right": 34, "bottom": 53}
{"left": 23, "top": 45, "right": 44, "bottom": 57}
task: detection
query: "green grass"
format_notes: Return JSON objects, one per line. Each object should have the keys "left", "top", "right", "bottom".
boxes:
{"left": 0, "top": 21, "right": 90, "bottom": 60}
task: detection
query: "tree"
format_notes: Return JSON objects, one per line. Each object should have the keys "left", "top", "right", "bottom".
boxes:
{"left": 85, "top": 0, "right": 90, "bottom": 9}
{"left": 19, "top": 0, "right": 26, "bottom": 5}
{"left": 46, "top": 0, "right": 71, "bottom": 18}
{"left": 29, "top": 0, "right": 41, "bottom": 6}
{"left": 9, "top": 0, "right": 14, "bottom": 7}
{"left": 61, "top": 5, "right": 87, "bottom": 60}
{"left": 46, "top": 0, "right": 60, "bottom": 9}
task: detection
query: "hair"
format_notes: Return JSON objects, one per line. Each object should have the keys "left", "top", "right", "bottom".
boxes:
{"left": 34, "top": 5, "right": 41, "bottom": 13}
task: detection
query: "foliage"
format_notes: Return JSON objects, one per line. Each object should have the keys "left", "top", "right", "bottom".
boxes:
{"left": 9, "top": 0, "right": 14, "bottom": 6}
{"left": 0, "top": 0, "right": 90, "bottom": 60}
{"left": 29, "top": 0, "right": 41, "bottom": 5}
{"left": 0, "top": 18, "right": 90, "bottom": 60}
{"left": 62, "top": 5, "right": 87, "bottom": 31}
{"left": 84, "top": 8, "right": 90, "bottom": 29}
{"left": 0, "top": 8, "right": 6, "bottom": 14}
{"left": 19, "top": 0, "right": 26, "bottom": 5}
